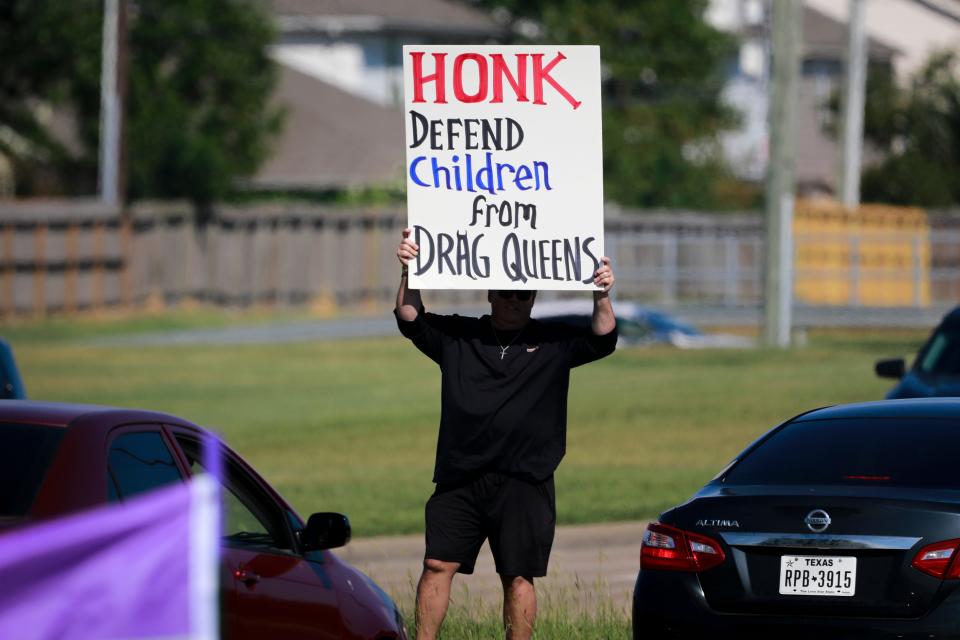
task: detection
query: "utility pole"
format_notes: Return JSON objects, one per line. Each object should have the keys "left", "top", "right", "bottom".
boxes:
{"left": 98, "top": 0, "right": 128, "bottom": 205}
{"left": 840, "top": 0, "right": 867, "bottom": 209}
{"left": 763, "top": 0, "right": 803, "bottom": 348}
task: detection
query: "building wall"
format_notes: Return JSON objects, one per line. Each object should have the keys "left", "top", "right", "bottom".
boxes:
{"left": 709, "top": 0, "right": 770, "bottom": 182}
{"left": 272, "top": 35, "right": 407, "bottom": 107}
{"left": 718, "top": 41, "right": 770, "bottom": 182}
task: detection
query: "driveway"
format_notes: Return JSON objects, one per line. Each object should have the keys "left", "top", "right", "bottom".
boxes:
{"left": 338, "top": 521, "right": 647, "bottom": 614}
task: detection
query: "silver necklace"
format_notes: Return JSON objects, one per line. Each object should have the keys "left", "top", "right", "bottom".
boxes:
{"left": 491, "top": 323, "right": 523, "bottom": 360}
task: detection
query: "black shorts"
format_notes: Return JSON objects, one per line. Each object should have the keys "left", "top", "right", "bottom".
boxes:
{"left": 424, "top": 472, "right": 556, "bottom": 577}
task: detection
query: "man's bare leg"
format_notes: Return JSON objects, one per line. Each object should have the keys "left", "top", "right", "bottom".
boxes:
{"left": 501, "top": 574, "right": 537, "bottom": 640}
{"left": 415, "top": 559, "right": 460, "bottom": 640}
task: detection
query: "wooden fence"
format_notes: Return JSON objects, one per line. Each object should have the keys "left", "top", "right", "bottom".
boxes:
{"left": 1, "top": 200, "right": 957, "bottom": 317}
{"left": 1, "top": 201, "right": 129, "bottom": 315}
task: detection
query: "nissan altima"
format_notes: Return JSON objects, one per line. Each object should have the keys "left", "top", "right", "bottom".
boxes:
{"left": 633, "top": 398, "right": 960, "bottom": 639}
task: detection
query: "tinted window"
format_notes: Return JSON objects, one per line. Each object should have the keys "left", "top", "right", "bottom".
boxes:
{"left": 918, "top": 330, "right": 960, "bottom": 375}
{"left": 174, "top": 435, "right": 288, "bottom": 550}
{"left": 0, "top": 424, "right": 64, "bottom": 516}
{"left": 724, "top": 418, "right": 960, "bottom": 488}
{"left": 108, "top": 432, "right": 182, "bottom": 500}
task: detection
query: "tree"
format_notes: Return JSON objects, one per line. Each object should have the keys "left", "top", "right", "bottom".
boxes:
{"left": 124, "top": 0, "right": 283, "bottom": 206}
{"left": 470, "top": 0, "right": 741, "bottom": 209}
{"left": 0, "top": 0, "right": 283, "bottom": 207}
{"left": 0, "top": 1, "right": 102, "bottom": 194}
{"left": 856, "top": 51, "right": 960, "bottom": 207}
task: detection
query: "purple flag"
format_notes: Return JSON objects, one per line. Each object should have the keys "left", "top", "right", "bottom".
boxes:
{"left": 0, "top": 476, "right": 219, "bottom": 640}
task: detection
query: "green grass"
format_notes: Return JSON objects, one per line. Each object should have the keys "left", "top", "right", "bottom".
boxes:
{"left": 428, "top": 614, "right": 629, "bottom": 640}
{"left": 402, "top": 595, "right": 631, "bottom": 639}
{"left": 396, "top": 574, "right": 633, "bottom": 639}
{"left": 0, "top": 308, "right": 315, "bottom": 344}
{"left": 6, "top": 313, "right": 926, "bottom": 539}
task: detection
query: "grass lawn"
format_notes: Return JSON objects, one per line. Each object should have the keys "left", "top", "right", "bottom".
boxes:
{"left": 400, "top": 588, "right": 631, "bottom": 639}
{"left": 5, "top": 312, "right": 926, "bottom": 538}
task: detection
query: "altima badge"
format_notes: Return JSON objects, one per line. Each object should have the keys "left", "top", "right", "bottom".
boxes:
{"left": 695, "top": 519, "right": 740, "bottom": 528}
{"left": 804, "top": 509, "right": 831, "bottom": 533}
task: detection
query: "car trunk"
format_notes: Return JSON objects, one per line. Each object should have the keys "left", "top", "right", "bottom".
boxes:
{"left": 668, "top": 488, "right": 960, "bottom": 618}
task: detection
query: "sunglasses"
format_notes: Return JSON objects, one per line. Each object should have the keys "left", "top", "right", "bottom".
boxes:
{"left": 496, "top": 290, "right": 534, "bottom": 301}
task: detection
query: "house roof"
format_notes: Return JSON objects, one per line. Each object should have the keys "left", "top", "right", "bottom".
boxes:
{"left": 804, "top": 6, "right": 900, "bottom": 60}
{"left": 251, "top": 63, "right": 405, "bottom": 191}
{"left": 270, "top": 0, "right": 503, "bottom": 38}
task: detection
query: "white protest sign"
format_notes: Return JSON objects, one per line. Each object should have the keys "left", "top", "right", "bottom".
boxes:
{"left": 402, "top": 45, "right": 603, "bottom": 290}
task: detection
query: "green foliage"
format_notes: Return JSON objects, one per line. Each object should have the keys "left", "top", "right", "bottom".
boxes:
{"left": 858, "top": 51, "right": 960, "bottom": 206}
{"left": 124, "top": 0, "right": 283, "bottom": 205}
{"left": 471, "top": 0, "right": 741, "bottom": 209}
{"left": 0, "top": 0, "right": 283, "bottom": 205}
{"left": 0, "top": 1, "right": 102, "bottom": 194}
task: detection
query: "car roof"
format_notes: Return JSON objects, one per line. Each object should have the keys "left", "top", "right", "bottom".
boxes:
{"left": 940, "top": 305, "right": 960, "bottom": 329}
{"left": 0, "top": 400, "right": 195, "bottom": 429}
{"left": 795, "top": 397, "right": 960, "bottom": 422}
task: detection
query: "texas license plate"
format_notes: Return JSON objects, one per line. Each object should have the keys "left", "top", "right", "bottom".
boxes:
{"left": 779, "top": 555, "right": 856, "bottom": 596}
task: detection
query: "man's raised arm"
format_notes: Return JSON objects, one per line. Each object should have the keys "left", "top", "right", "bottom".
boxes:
{"left": 396, "top": 227, "right": 422, "bottom": 321}
{"left": 591, "top": 256, "right": 616, "bottom": 336}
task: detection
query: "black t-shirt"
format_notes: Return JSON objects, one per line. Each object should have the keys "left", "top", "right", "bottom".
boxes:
{"left": 396, "top": 310, "right": 617, "bottom": 484}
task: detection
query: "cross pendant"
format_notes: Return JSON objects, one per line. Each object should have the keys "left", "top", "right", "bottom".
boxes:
{"left": 500, "top": 347, "right": 508, "bottom": 360}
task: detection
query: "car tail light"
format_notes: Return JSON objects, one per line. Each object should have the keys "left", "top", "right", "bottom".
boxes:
{"left": 640, "top": 522, "right": 726, "bottom": 572}
{"left": 912, "top": 538, "right": 960, "bottom": 579}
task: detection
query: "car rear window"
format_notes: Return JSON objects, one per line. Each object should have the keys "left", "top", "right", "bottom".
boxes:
{"left": 0, "top": 423, "right": 65, "bottom": 516}
{"left": 724, "top": 417, "right": 960, "bottom": 488}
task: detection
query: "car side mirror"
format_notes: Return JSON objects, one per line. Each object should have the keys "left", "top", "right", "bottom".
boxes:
{"left": 875, "top": 358, "right": 906, "bottom": 379}
{"left": 302, "top": 512, "right": 351, "bottom": 551}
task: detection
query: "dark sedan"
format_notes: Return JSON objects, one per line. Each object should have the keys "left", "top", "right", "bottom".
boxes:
{"left": 2, "top": 401, "right": 406, "bottom": 639}
{"left": 633, "top": 398, "right": 960, "bottom": 639}
{"left": 876, "top": 306, "right": 960, "bottom": 398}
{"left": 0, "top": 339, "right": 25, "bottom": 399}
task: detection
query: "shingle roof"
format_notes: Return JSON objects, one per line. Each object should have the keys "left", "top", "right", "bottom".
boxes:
{"left": 804, "top": 6, "right": 899, "bottom": 60}
{"left": 270, "top": 0, "right": 503, "bottom": 37}
{"left": 251, "top": 64, "right": 405, "bottom": 190}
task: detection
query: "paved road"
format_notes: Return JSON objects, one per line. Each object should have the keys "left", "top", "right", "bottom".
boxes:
{"left": 82, "top": 316, "right": 402, "bottom": 347}
{"left": 81, "top": 304, "right": 947, "bottom": 347}
{"left": 338, "top": 521, "right": 647, "bottom": 614}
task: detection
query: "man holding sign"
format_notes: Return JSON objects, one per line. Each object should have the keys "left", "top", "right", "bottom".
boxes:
{"left": 395, "top": 232, "right": 616, "bottom": 640}
{"left": 397, "top": 44, "right": 613, "bottom": 639}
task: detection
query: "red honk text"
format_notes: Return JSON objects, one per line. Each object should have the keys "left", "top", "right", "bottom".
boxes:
{"left": 409, "top": 51, "right": 582, "bottom": 110}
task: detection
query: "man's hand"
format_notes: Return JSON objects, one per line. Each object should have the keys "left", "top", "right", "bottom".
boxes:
{"left": 397, "top": 227, "right": 419, "bottom": 269}
{"left": 593, "top": 256, "right": 615, "bottom": 293}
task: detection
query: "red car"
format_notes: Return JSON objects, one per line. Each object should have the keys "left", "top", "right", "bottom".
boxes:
{"left": 1, "top": 400, "right": 406, "bottom": 639}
